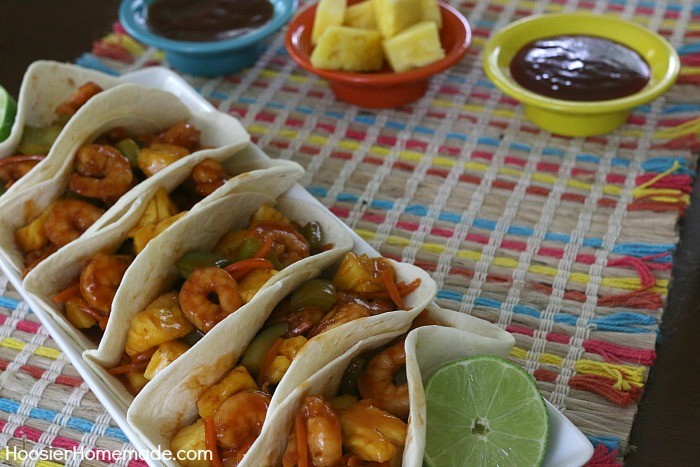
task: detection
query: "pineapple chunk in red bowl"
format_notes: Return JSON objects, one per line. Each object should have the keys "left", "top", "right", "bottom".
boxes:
{"left": 285, "top": 0, "right": 471, "bottom": 108}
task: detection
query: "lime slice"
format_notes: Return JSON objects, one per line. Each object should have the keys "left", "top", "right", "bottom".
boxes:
{"left": 0, "top": 84, "right": 17, "bottom": 142}
{"left": 424, "top": 356, "right": 550, "bottom": 467}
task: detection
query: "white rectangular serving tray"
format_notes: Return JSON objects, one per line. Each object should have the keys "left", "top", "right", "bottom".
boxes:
{"left": 0, "top": 67, "right": 593, "bottom": 467}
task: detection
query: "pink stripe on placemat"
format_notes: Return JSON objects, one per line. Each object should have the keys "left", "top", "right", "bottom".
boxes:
{"left": 0, "top": 419, "right": 148, "bottom": 467}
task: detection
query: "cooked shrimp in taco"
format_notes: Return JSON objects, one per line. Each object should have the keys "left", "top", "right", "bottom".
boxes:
{"left": 239, "top": 252, "right": 422, "bottom": 393}
{"left": 107, "top": 203, "right": 331, "bottom": 395}
{"left": 14, "top": 121, "right": 207, "bottom": 275}
{"left": 50, "top": 157, "right": 239, "bottom": 342}
{"left": 1, "top": 82, "right": 104, "bottom": 194}
{"left": 281, "top": 313, "right": 440, "bottom": 467}
{"left": 170, "top": 312, "right": 434, "bottom": 467}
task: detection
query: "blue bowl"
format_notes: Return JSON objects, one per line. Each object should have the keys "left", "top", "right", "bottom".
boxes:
{"left": 119, "top": 0, "right": 297, "bottom": 76}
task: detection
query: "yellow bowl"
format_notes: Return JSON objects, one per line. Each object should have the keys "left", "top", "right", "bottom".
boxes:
{"left": 482, "top": 13, "right": 680, "bottom": 137}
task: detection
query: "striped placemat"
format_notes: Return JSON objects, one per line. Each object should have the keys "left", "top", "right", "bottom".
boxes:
{"left": 2, "top": 0, "right": 700, "bottom": 465}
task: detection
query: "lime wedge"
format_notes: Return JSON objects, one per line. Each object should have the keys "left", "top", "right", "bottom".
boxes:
{"left": 424, "top": 356, "right": 550, "bottom": 467}
{"left": 0, "top": 84, "right": 17, "bottom": 142}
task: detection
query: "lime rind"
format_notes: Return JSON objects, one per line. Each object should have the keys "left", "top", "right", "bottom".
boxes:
{"left": 424, "top": 355, "right": 550, "bottom": 467}
{"left": 0, "top": 85, "right": 17, "bottom": 142}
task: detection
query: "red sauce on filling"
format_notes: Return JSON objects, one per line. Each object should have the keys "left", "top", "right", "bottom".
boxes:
{"left": 146, "top": 0, "right": 274, "bottom": 42}
{"left": 509, "top": 35, "right": 651, "bottom": 101}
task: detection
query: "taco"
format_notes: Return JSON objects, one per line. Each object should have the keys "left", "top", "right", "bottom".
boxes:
{"left": 23, "top": 145, "right": 304, "bottom": 352}
{"left": 82, "top": 191, "right": 356, "bottom": 408}
{"left": 0, "top": 82, "right": 250, "bottom": 278}
{"left": 125, "top": 252, "right": 438, "bottom": 466}
{"left": 0, "top": 60, "right": 123, "bottom": 196}
{"left": 247, "top": 305, "right": 515, "bottom": 467}
{"left": 127, "top": 305, "right": 514, "bottom": 466}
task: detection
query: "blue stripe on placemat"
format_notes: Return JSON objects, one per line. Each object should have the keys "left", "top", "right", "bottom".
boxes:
{"left": 0, "top": 398, "right": 128, "bottom": 442}
{"left": 0, "top": 296, "right": 21, "bottom": 310}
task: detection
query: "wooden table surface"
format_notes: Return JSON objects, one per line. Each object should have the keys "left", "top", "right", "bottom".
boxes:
{"left": 1, "top": 1, "right": 699, "bottom": 465}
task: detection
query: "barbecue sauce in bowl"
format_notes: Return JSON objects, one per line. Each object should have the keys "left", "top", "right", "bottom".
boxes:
{"left": 509, "top": 35, "right": 651, "bottom": 101}
{"left": 146, "top": 0, "right": 274, "bottom": 42}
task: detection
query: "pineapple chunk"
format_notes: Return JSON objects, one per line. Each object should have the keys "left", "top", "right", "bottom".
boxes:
{"left": 238, "top": 267, "right": 278, "bottom": 303}
{"left": 132, "top": 188, "right": 179, "bottom": 230}
{"left": 332, "top": 252, "right": 386, "bottom": 293}
{"left": 212, "top": 229, "right": 248, "bottom": 259}
{"left": 171, "top": 419, "right": 210, "bottom": 467}
{"left": 143, "top": 340, "right": 190, "bottom": 380}
{"left": 124, "top": 291, "right": 194, "bottom": 357}
{"left": 64, "top": 296, "right": 97, "bottom": 329}
{"left": 422, "top": 0, "right": 442, "bottom": 28}
{"left": 250, "top": 203, "right": 292, "bottom": 225}
{"left": 130, "top": 211, "right": 187, "bottom": 254}
{"left": 371, "top": 0, "right": 423, "bottom": 38}
{"left": 125, "top": 371, "right": 150, "bottom": 394}
{"left": 312, "top": 0, "right": 347, "bottom": 45}
{"left": 311, "top": 26, "right": 384, "bottom": 72}
{"left": 197, "top": 365, "right": 258, "bottom": 418}
{"left": 383, "top": 21, "right": 445, "bottom": 72}
{"left": 15, "top": 204, "right": 52, "bottom": 253}
{"left": 344, "top": 0, "right": 376, "bottom": 30}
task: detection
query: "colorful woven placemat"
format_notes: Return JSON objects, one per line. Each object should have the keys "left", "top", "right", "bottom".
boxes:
{"left": 2, "top": 0, "right": 700, "bottom": 465}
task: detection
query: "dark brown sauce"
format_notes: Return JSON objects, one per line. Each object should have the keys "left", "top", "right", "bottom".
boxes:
{"left": 146, "top": 0, "right": 274, "bottom": 42}
{"left": 509, "top": 35, "right": 651, "bottom": 101}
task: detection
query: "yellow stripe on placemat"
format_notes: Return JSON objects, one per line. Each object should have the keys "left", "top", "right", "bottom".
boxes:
{"left": 0, "top": 337, "right": 62, "bottom": 360}
{"left": 355, "top": 229, "right": 668, "bottom": 293}
{"left": 0, "top": 449, "right": 63, "bottom": 467}
{"left": 250, "top": 124, "right": 688, "bottom": 205}
{"left": 510, "top": 347, "right": 646, "bottom": 390}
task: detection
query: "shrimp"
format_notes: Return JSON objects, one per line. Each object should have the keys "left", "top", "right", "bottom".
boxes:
{"left": 69, "top": 144, "right": 134, "bottom": 205}
{"left": 283, "top": 395, "right": 343, "bottom": 467}
{"left": 0, "top": 155, "right": 44, "bottom": 189}
{"left": 309, "top": 303, "right": 370, "bottom": 338}
{"left": 159, "top": 122, "right": 201, "bottom": 150}
{"left": 179, "top": 266, "right": 242, "bottom": 333}
{"left": 192, "top": 158, "right": 230, "bottom": 197}
{"left": 357, "top": 339, "right": 409, "bottom": 420}
{"left": 43, "top": 199, "right": 105, "bottom": 247}
{"left": 80, "top": 254, "right": 132, "bottom": 314}
{"left": 248, "top": 222, "right": 310, "bottom": 268}
{"left": 338, "top": 399, "right": 407, "bottom": 463}
{"left": 55, "top": 82, "right": 103, "bottom": 119}
{"left": 214, "top": 389, "right": 270, "bottom": 454}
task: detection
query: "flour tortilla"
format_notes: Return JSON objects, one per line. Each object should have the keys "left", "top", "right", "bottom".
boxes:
{"left": 125, "top": 255, "right": 437, "bottom": 466}
{"left": 0, "top": 82, "right": 250, "bottom": 278}
{"left": 0, "top": 61, "right": 123, "bottom": 197}
{"left": 239, "top": 304, "right": 515, "bottom": 466}
{"left": 23, "top": 147, "right": 304, "bottom": 352}
{"left": 82, "top": 191, "right": 355, "bottom": 408}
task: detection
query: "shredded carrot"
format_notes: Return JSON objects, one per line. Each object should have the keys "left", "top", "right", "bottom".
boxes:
{"left": 356, "top": 278, "right": 422, "bottom": 301}
{"left": 52, "top": 283, "right": 81, "bottom": 303}
{"left": 381, "top": 267, "right": 403, "bottom": 309}
{"left": 224, "top": 258, "right": 274, "bottom": 281}
{"left": 253, "top": 236, "right": 274, "bottom": 259}
{"left": 397, "top": 278, "right": 421, "bottom": 294}
{"left": 204, "top": 415, "right": 224, "bottom": 467}
{"left": 98, "top": 316, "right": 109, "bottom": 331}
{"left": 0, "top": 154, "right": 45, "bottom": 166}
{"left": 320, "top": 243, "right": 335, "bottom": 252}
{"left": 295, "top": 413, "right": 308, "bottom": 467}
{"left": 77, "top": 301, "right": 107, "bottom": 321}
{"left": 258, "top": 337, "right": 284, "bottom": 387}
{"left": 107, "top": 360, "right": 150, "bottom": 375}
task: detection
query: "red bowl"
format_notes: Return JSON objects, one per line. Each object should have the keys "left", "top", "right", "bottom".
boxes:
{"left": 285, "top": 0, "right": 472, "bottom": 108}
